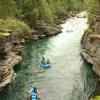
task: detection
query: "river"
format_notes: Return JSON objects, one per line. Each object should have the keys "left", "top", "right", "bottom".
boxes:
{"left": 0, "top": 12, "right": 98, "bottom": 100}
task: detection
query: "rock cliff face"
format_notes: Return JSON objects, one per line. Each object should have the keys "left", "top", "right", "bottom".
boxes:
{"left": 81, "top": 19, "right": 100, "bottom": 76}
{"left": 0, "top": 52, "right": 22, "bottom": 91}
{"left": 0, "top": 32, "right": 22, "bottom": 91}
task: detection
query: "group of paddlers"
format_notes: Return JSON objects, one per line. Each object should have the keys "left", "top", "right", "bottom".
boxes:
{"left": 26, "top": 56, "right": 50, "bottom": 100}
{"left": 41, "top": 56, "right": 50, "bottom": 64}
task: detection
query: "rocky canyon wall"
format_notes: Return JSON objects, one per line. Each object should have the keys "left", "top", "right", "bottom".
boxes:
{"left": 81, "top": 18, "right": 100, "bottom": 76}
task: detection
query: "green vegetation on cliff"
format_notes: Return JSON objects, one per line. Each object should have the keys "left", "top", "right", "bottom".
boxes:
{"left": 0, "top": 19, "right": 34, "bottom": 35}
{"left": 84, "top": 0, "right": 100, "bottom": 14}
{"left": 84, "top": 0, "right": 100, "bottom": 26}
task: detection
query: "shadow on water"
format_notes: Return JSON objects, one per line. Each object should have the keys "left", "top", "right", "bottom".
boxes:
{"left": 70, "top": 59, "right": 99, "bottom": 100}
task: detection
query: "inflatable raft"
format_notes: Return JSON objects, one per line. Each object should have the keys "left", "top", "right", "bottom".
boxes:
{"left": 40, "top": 62, "right": 51, "bottom": 68}
{"left": 28, "top": 88, "right": 37, "bottom": 100}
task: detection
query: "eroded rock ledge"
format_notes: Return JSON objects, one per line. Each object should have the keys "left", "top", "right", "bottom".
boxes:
{"left": 0, "top": 31, "right": 22, "bottom": 91}
{"left": 0, "top": 52, "right": 22, "bottom": 91}
{"left": 81, "top": 20, "right": 100, "bottom": 76}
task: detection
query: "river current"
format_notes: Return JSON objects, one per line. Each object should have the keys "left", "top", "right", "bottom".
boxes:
{"left": 0, "top": 12, "right": 98, "bottom": 100}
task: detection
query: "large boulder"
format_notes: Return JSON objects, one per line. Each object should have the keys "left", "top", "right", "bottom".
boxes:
{"left": 44, "top": 25, "right": 62, "bottom": 36}
{"left": 34, "top": 24, "right": 62, "bottom": 36}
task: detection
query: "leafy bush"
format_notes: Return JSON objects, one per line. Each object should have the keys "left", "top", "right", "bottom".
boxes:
{"left": 0, "top": 18, "right": 35, "bottom": 36}
{"left": 88, "top": 16, "right": 96, "bottom": 27}
{"left": 0, "top": 19, "right": 5, "bottom": 28}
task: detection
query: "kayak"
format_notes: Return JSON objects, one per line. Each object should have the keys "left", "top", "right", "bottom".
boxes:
{"left": 28, "top": 88, "right": 37, "bottom": 100}
{"left": 40, "top": 62, "right": 51, "bottom": 68}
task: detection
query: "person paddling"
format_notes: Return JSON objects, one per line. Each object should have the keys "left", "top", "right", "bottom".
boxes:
{"left": 41, "top": 56, "right": 45, "bottom": 64}
{"left": 34, "top": 87, "right": 40, "bottom": 98}
{"left": 27, "top": 93, "right": 31, "bottom": 100}
{"left": 26, "top": 87, "right": 40, "bottom": 100}
{"left": 47, "top": 59, "right": 50, "bottom": 64}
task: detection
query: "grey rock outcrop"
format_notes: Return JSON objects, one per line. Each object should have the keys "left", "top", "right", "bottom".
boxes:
{"left": 34, "top": 24, "right": 62, "bottom": 36}
{"left": 81, "top": 20, "right": 100, "bottom": 76}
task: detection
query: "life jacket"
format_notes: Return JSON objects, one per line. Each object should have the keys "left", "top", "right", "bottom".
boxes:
{"left": 28, "top": 88, "right": 37, "bottom": 100}
{"left": 30, "top": 92, "right": 36, "bottom": 100}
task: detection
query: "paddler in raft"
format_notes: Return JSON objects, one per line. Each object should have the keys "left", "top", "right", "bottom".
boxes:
{"left": 26, "top": 87, "right": 40, "bottom": 100}
{"left": 41, "top": 56, "right": 46, "bottom": 64}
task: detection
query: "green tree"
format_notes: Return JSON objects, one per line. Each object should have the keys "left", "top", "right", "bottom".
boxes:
{"left": 38, "top": 0, "right": 53, "bottom": 23}
{"left": 0, "top": 0, "right": 16, "bottom": 19}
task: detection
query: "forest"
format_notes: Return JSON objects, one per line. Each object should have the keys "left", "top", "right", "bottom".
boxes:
{"left": 0, "top": 0, "right": 99, "bottom": 36}
{"left": 0, "top": 0, "right": 84, "bottom": 36}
